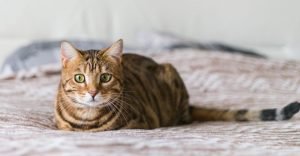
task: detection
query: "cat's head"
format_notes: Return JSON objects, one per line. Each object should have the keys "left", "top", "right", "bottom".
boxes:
{"left": 60, "top": 39, "right": 123, "bottom": 108}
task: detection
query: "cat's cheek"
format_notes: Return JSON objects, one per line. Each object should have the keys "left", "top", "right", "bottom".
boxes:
{"left": 82, "top": 93, "right": 93, "bottom": 103}
{"left": 74, "top": 94, "right": 85, "bottom": 104}
{"left": 72, "top": 93, "right": 88, "bottom": 104}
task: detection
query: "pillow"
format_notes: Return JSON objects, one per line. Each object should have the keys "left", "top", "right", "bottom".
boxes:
{"left": 0, "top": 32, "right": 264, "bottom": 80}
{"left": 0, "top": 40, "right": 107, "bottom": 79}
{"left": 137, "top": 31, "right": 265, "bottom": 58}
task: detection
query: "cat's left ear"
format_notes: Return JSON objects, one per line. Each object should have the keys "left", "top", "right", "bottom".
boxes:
{"left": 60, "top": 41, "right": 80, "bottom": 67}
{"left": 104, "top": 39, "right": 123, "bottom": 63}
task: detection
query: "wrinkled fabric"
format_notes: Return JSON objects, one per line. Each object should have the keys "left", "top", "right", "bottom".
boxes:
{"left": 0, "top": 50, "right": 299, "bottom": 156}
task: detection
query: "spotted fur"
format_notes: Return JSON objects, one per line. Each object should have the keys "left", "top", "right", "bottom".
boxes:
{"left": 54, "top": 39, "right": 300, "bottom": 131}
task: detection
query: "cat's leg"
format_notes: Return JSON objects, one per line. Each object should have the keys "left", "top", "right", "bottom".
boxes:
{"left": 122, "top": 119, "right": 151, "bottom": 129}
{"left": 55, "top": 118, "right": 74, "bottom": 131}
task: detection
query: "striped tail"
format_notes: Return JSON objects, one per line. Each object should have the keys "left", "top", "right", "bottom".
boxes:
{"left": 190, "top": 101, "right": 300, "bottom": 122}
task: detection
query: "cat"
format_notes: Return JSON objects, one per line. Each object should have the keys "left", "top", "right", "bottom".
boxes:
{"left": 54, "top": 39, "right": 300, "bottom": 131}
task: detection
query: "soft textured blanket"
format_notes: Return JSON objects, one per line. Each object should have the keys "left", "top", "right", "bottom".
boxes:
{"left": 0, "top": 50, "right": 299, "bottom": 156}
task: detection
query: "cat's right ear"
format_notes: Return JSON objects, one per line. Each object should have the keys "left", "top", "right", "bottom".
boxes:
{"left": 60, "top": 41, "right": 79, "bottom": 67}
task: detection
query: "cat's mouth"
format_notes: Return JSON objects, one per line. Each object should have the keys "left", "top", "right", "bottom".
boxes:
{"left": 67, "top": 92, "right": 120, "bottom": 108}
{"left": 71, "top": 95, "right": 115, "bottom": 108}
{"left": 79, "top": 99, "right": 107, "bottom": 107}
{"left": 74, "top": 100, "right": 109, "bottom": 108}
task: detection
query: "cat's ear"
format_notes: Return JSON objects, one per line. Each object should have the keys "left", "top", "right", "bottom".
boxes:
{"left": 104, "top": 39, "right": 123, "bottom": 63}
{"left": 60, "top": 41, "right": 80, "bottom": 67}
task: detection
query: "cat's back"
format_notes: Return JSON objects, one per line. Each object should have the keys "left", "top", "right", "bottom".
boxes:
{"left": 121, "top": 53, "right": 190, "bottom": 127}
{"left": 121, "top": 53, "right": 162, "bottom": 81}
{"left": 122, "top": 53, "right": 158, "bottom": 68}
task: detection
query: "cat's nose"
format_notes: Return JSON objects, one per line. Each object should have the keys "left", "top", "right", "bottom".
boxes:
{"left": 88, "top": 90, "right": 98, "bottom": 98}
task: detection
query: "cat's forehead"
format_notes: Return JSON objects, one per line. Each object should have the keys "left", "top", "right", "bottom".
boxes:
{"left": 75, "top": 49, "right": 118, "bottom": 73}
{"left": 80, "top": 49, "right": 102, "bottom": 59}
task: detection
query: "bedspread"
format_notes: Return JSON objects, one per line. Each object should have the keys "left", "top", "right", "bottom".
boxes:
{"left": 0, "top": 49, "right": 300, "bottom": 156}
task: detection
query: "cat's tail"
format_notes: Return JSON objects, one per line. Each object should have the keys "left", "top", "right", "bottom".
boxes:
{"left": 190, "top": 101, "right": 300, "bottom": 122}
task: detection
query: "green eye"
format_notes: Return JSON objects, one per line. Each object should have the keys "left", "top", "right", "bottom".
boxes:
{"left": 100, "top": 73, "right": 112, "bottom": 83}
{"left": 74, "top": 74, "right": 85, "bottom": 83}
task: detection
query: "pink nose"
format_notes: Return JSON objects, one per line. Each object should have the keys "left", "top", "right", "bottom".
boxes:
{"left": 88, "top": 90, "right": 98, "bottom": 98}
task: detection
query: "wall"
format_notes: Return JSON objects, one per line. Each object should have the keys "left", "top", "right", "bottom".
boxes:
{"left": 0, "top": 0, "right": 299, "bottom": 60}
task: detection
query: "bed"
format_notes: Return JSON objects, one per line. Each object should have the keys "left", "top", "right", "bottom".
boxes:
{"left": 0, "top": 49, "right": 299, "bottom": 156}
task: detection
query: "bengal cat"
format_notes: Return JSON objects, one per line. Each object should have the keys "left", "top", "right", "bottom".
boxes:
{"left": 54, "top": 39, "right": 300, "bottom": 131}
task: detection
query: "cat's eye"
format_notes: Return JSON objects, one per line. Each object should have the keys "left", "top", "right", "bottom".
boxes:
{"left": 74, "top": 74, "right": 85, "bottom": 83}
{"left": 100, "top": 73, "right": 112, "bottom": 83}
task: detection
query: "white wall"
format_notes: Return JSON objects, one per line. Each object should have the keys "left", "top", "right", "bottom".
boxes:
{"left": 0, "top": 0, "right": 300, "bottom": 60}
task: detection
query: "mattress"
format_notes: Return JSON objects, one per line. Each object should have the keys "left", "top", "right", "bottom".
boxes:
{"left": 0, "top": 49, "right": 300, "bottom": 156}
